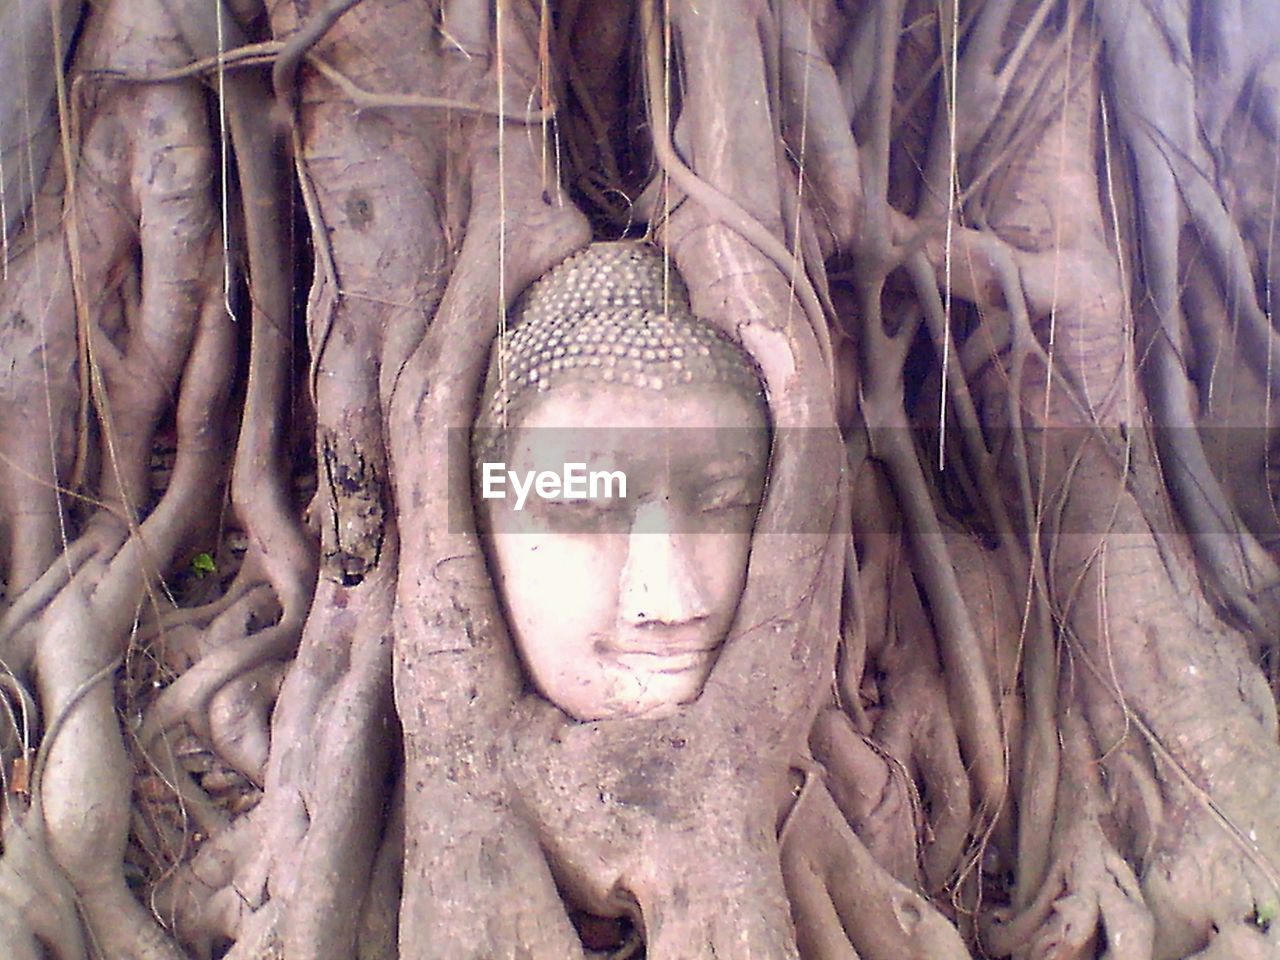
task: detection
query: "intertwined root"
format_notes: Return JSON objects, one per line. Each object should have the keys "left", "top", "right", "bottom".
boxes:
{"left": 3, "top": 0, "right": 1280, "bottom": 958}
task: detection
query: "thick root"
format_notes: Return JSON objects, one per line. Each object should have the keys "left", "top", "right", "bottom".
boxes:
{"left": 783, "top": 780, "right": 970, "bottom": 960}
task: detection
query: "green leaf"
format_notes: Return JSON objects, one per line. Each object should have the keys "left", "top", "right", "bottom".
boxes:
{"left": 1253, "top": 900, "right": 1277, "bottom": 932}
{"left": 191, "top": 552, "right": 217, "bottom": 578}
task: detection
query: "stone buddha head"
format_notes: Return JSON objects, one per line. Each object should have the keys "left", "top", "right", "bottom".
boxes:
{"left": 474, "top": 241, "right": 771, "bottom": 721}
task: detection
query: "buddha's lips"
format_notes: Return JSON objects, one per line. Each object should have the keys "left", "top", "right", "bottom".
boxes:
{"left": 609, "top": 649, "right": 713, "bottom": 674}
{"left": 599, "top": 634, "right": 719, "bottom": 675}
{"left": 595, "top": 630, "right": 718, "bottom": 658}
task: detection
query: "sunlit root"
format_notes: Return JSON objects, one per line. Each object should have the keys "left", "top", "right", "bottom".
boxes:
{"left": 140, "top": 583, "right": 292, "bottom": 783}
{"left": 810, "top": 707, "right": 921, "bottom": 887}
{"left": 782, "top": 780, "right": 970, "bottom": 960}
{"left": 1183, "top": 923, "right": 1278, "bottom": 960}
{"left": 149, "top": 813, "right": 263, "bottom": 956}
{"left": 0, "top": 814, "right": 87, "bottom": 960}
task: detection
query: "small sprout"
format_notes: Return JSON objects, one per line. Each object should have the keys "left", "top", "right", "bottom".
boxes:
{"left": 191, "top": 552, "right": 217, "bottom": 579}
{"left": 1252, "top": 900, "right": 1277, "bottom": 933}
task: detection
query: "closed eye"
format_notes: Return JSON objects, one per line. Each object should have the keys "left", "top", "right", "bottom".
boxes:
{"left": 548, "top": 496, "right": 620, "bottom": 511}
{"left": 697, "top": 478, "right": 758, "bottom": 513}
{"left": 540, "top": 496, "right": 629, "bottom": 531}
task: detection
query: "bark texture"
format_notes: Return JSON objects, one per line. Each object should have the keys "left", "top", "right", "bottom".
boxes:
{"left": 1, "top": 0, "right": 1278, "bottom": 958}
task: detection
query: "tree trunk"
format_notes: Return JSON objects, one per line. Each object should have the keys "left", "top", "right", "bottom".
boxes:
{"left": 1, "top": 1, "right": 1278, "bottom": 958}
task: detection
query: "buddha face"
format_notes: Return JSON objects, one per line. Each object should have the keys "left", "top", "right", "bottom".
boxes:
{"left": 478, "top": 381, "right": 770, "bottom": 721}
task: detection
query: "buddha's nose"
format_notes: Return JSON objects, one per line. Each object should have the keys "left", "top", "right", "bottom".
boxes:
{"left": 619, "top": 501, "right": 711, "bottom": 627}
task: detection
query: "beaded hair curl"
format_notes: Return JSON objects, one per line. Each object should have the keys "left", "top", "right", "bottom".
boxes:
{"left": 474, "top": 241, "right": 768, "bottom": 464}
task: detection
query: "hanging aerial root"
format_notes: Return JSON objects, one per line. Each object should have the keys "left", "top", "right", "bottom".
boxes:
{"left": 162, "top": 0, "right": 316, "bottom": 620}
{"left": 775, "top": 0, "right": 863, "bottom": 255}
{"left": 1092, "top": 0, "right": 1280, "bottom": 642}
{"left": 642, "top": 0, "right": 836, "bottom": 381}
{"left": 854, "top": 339, "right": 1007, "bottom": 819}
{"left": 981, "top": 711, "right": 1154, "bottom": 960}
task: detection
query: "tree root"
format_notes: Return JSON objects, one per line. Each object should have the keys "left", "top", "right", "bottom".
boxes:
{"left": 982, "top": 712, "right": 1154, "bottom": 960}
{"left": 140, "top": 608, "right": 298, "bottom": 778}
{"left": 1184, "top": 923, "right": 1279, "bottom": 960}
{"left": 810, "top": 706, "right": 922, "bottom": 887}
{"left": 782, "top": 779, "right": 970, "bottom": 960}
{"left": 5, "top": 3, "right": 1280, "bottom": 959}
{"left": 0, "top": 814, "right": 87, "bottom": 960}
